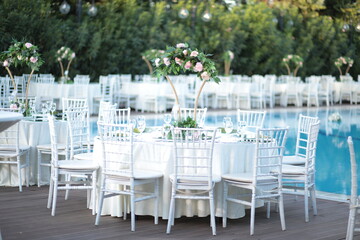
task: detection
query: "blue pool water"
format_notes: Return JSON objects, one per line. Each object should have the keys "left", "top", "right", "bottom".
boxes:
{"left": 91, "top": 107, "right": 360, "bottom": 196}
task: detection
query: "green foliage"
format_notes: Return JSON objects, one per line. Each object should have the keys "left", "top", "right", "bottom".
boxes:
{"left": 0, "top": 0, "right": 358, "bottom": 80}
{"left": 174, "top": 116, "right": 198, "bottom": 128}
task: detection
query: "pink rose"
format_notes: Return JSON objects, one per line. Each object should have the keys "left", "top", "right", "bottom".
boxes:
{"left": 175, "top": 57, "right": 183, "bottom": 65}
{"left": 183, "top": 50, "right": 188, "bottom": 56}
{"left": 229, "top": 51, "right": 234, "bottom": 60}
{"left": 190, "top": 51, "right": 198, "bottom": 57}
{"left": 71, "top": 53, "right": 76, "bottom": 58}
{"left": 10, "top": 104, "right": 18, "bottom": 110}
{"left": 184, "top": 61, "right": 192, "bottom": 69}
{"left": 163, "top": 57, "right": 170, "bottom": 66}
{"left": 25, "top": 42, "right": 33, "bottom": 48}
{"left": 57, "top": 57, "right": 61, "bottom": 61}
{"left": 176, "top": 43, "right": 186, "bottom": 48}
{"left": 201, "top": 71, "right": 210, "bottom": 81}
{"left": 3, "top": 60, "right": 9, "bottom": 67}
{"left": 194, "top": 62, "right": 203, "bottom": 72}
{"left": 30, "top": 57, "right": 38, "bottom": 63}
{"left": 155, "top": 58, "right": 161, "bottom": 67}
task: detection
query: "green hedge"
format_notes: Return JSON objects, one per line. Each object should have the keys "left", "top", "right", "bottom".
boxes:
{"left": 0, "top": 0, "right": 358, "bottom": 81}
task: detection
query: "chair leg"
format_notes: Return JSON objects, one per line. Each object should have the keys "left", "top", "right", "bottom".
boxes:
{"left": 65, "top": 174, "right": 70, "bottom": 200}
{"left": 346, "top": 208, "right": 356, "bottom": 240}
{"left": 37, "top": 150, "right": 42, "bottom": 187}
{"left": 209, "top": 190, "right": 216, "bottom": 236}
{"left": 95, "top": 177, "right": 106, "bottom": 225}
{"left": 17, "top": 156, "right": 22, "bottom": 192}
{"left": 278, "top": 195, "right": 286, "bottom": 231}
{"left": 123, "top": 185, "right": 127, "bottom": 220}
{"left": 166, "top": 187, "right": 176, "bottom": 234}
{"left": 91, "top": 171, "right": 97, "bottom": 215}
{"left": 304, "top": 186, "right": 309, "bottom": 222}
{"left": 130, "top": 188, "right": 135, "bottom": 231}
{"left": 47, "top": 169, "right": 54, "bottom": 209}
{"left": 26, "top": 152, "right": 30, "bottom": 187}
{"left": 222, "top": 181, "right": 228, "bottom": 228}
{"left": 154, "top": 179, "right": 159, "bottom": 225}
{"left": 266, "top": 202, "right": 271, "bottom": 219}
{"left": 311, "top": 185, "right": 317, "bottom": 216}
{"left": 51, "top": 173, "right": 59, "bottom": 216}
{"left": 250, "top": 192, "right": 256, "bottom": 235}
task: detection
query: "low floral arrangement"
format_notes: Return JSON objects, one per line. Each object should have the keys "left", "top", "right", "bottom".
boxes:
{"left": 153, "top": 43, "right": 220, "bottom": 121}
{"left": 141, "top": 49, "right": 165, "bottom": 74}
{"left": 328, "top": 112, "right": 342, "bottom": 122}
{"left": 282, "top": 54, "right": 303, "bottom": 76}
{"left": 223, "top": 50, "right": 234, "bottom": 76}
{"left": 334, "top": 56, "right": 353, "bottom": 76}
{"left": 0, "top": 40, "right": 44, "bottom": 109}
{"left": 55, "top": 46, "right": 75, "bottom": 80}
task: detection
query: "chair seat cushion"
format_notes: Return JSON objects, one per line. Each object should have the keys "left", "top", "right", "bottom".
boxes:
{"left": 282, "top": 165, "right": 306, "bottom": 175}
{"left": 169, "top": 174, "right": 221, "bottom": 184}
{"left": 58, "top": 160, "right": 99, "bottom": 170}
{"left": 282, "top": 155, "right": 306, "bottom": 165}
{"left": 37, "top": 143, "right": 66, "bottom": 150}
{"left": 133, "top": 170, "right": 163, "bottom": 179}
{"left": 222, "top": 172, "right": 276, "bottom": 183}
{"left": 74, "top": 152, "right": 93, "bottom": 161}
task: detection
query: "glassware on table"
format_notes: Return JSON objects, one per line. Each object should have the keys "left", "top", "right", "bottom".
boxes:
{"left": 41, "top": 103, "right": 48, "bottom": 121}
{"left": 50, "top": 102, "right": 56, "bottom": 115}
{"left": 196, "top": 115, "right": 206, "bottom": 128}
{"left": 163, "top": 123, "right": 171, "bottom": 140}
{"left": 223, "top": 117, "right": 233, "bottom": 134}
{"left": 137, "top": 115, "right": 146, "bottom": 134}
{"left": 237, "top": 121, "right": 247, "bottom": 135}
{"left": 163, "top": 114, "right": 172, "bottom": 124}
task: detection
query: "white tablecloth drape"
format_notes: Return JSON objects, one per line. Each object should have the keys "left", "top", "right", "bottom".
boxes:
{"left": 0, "top": 111, "right": 23, "bottom": 132}
{"left": 93, "top": 133, "right": 257, "bottom": 219}
{"left": 0, "top": 120, "right": 67, "bottom": 186}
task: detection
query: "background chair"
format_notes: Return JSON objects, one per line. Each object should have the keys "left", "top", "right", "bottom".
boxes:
{"left": 236, "top": 109, "right": 266, "bottom": 131}
{"left": 0, "top": 108, "right": 30, "bottom": 192}
{"left": 47, "top": 115, "right": 98, "bottom": 216}
{"left": 95, "top": 122, "right": 162, "bottom": 231}
{"left": 222, "top": 127, "right": 288, "bottom": 235}
{"left": 282, "top": 120, "right": 321, "bottom": 222}
{"left": 167, "top": 127, "right": 219, "bottom": 235}
{"left": 282, "top": 114, "right": 319, "bottom": 166}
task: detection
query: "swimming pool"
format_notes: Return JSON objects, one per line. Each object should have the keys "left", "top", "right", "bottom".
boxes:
{"left": 91, "top": 106, "right": 360, "bottom": 196}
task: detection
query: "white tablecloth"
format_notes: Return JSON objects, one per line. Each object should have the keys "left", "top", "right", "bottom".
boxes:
{"left": 0, "top": 120, "right": 67, "bottom": 186}
{"left": 0, "top": 111, "right": 23, "bottom": 132}
{"left": 93, "top": 133, "right": 256, "bottom": 219}
{"left": 29, "top": 83, "right": 100, "bottom": 114}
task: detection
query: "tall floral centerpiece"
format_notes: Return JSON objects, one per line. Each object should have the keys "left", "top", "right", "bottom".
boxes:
{"left": 55, "top": 46, "right": 75, "bottom": 82}
{"left": 223, "top": 50, "right": 234, "bottom": 76}
{"left": 334, "top": 56, "right": 353, "bottom": 76}
{"left": 0, "top": 40, "right": 44, "bottom": 108}
{"left": 154, "top": 43, "right": 220, "bottom": 121}
{"left": 282, "top": 54, "right": 303, "bottom": 76}
{"left": 141, "top": 49, "right": 165, "bottom": 74}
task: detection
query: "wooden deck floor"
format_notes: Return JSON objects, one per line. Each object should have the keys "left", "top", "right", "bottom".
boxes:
{"left": 0, "top": 186, "right": 357, "bottom": 240}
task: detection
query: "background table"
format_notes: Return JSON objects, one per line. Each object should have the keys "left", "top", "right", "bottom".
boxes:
{"left": 0, "top": 111, "right": 23, "bottom": 132}
{"left": 93, "top": 133, "right": 257, "bottom": 219}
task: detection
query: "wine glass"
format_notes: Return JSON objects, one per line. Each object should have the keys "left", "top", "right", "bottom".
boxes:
{"left": 50, "top": 102, "right": 56, "bottom": 115}
{"left": 224, "top": 119, "right": 233, "bottom": 134}
{"left": 163, "top": 114, "right": 172, "bottom": 124}
{"left": 237, "top": 121, "right": 247, "bottom": 138}
{"left": 137, "top": 115, "right": 146, "bottom": 134}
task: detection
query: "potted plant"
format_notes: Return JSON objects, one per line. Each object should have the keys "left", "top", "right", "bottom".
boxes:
{"left": 0, "top": 40, "right": 44, "bottom": 109}
{"left": 153, "top": 43, "right": 220, "bottom": 122}
{"left": 55, "top": 46, "right": 75, "bottom": 83}
{"left": 282, "top": 54, "right": 303, "bottom": 76}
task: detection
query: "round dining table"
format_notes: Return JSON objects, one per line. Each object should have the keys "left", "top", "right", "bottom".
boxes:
{"left": 0, "top": 111, "right": 23, "bottom": 132}
{"left": 93, "top": 130, "right": 260, "bottom": 220}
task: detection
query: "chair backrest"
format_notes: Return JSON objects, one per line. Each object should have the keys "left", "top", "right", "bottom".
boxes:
{"left": 295, "top": 114, "right": 319, "bottom": 157}
{"left": 64, "top": 106, "right": 91, "bottom": 159}
{"left": 98, "top": 101, "right": 116, "bottom": 122}
{"left": 62, "top": 98, "right": 88, "bottom": 112}
{"left": 348, "top": 136, "right": 357, "bottom": 204}
{"left": 0, "top": 77, "right": 11, "bottom": 108}
{"left": 74, "top": 75, "right": 90, "bottom": 85}
{"left": 177, "top": 108, "right": 207, "bottom": 126}
{"left": 303, "top": 121, "right": 320, "bottom": 174}
{"left": 0, "top": 108, "right": 20, "bottom": 153}
{"left": 171, "top": 127, "right": 218, "bottom": 191}
{"left": 99, "top": 107, "right": 131, "bottom": 125}
{"left": 120, "top": 74, "right": 131, "bottom": 83}
{"left": 23, "top": 74, "right": 38, "bottom": 83}
{"left": 237, "top": 109, "right": 266, "bottom": 130}
{"left": 14, "top": 76, "right": 26, "bottom": 97}
{"left": 37, "top": 75, "right": 55, "bottom": 84}
{"left": 253, "top": 128, "right": 288, "bottom": 188}
{"left": 97, "top": 122, "right": 134, "bottom": 178}
{"left": 48, "top": 114, "right": 59, "bottom": 168}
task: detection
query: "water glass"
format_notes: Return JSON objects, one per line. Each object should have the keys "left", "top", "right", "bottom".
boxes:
{"left": 224, "top": 118, "right": 233, "bottom": 134}
{"left": 163, "top": 123, "right": 171, "bottom": 140}
{"left": 50, "top": 102, "right": 56, "bottom": 115}
{"left": 163, "top": 114, "right": 172, "bottom": 124}
{"left": 137, "top": 115, "right": 146, "bottom": 134}
{"left": 237, "top": 121, "right": 247, "bottom": 136}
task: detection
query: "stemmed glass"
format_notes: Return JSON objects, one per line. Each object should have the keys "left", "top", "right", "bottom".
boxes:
{"left": 50, "top": 102, "right": 56, "bottom": 116}
{"left": 41, "top": 103, "right": 48, "bottom": 121}
{"left": 237, "top": 121, "right": 247, "bottom": 139}
{"left": 163, "top": 114, "right": 172, "bottom": 140}
{"left": 137, "top": 115, "right": 146, "bottom": 134}
{"left": 223, "top": 117, "right": 233, "bottom": 134}
{"left": 29, "top": 100, "right": 36, "bottom": 120}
